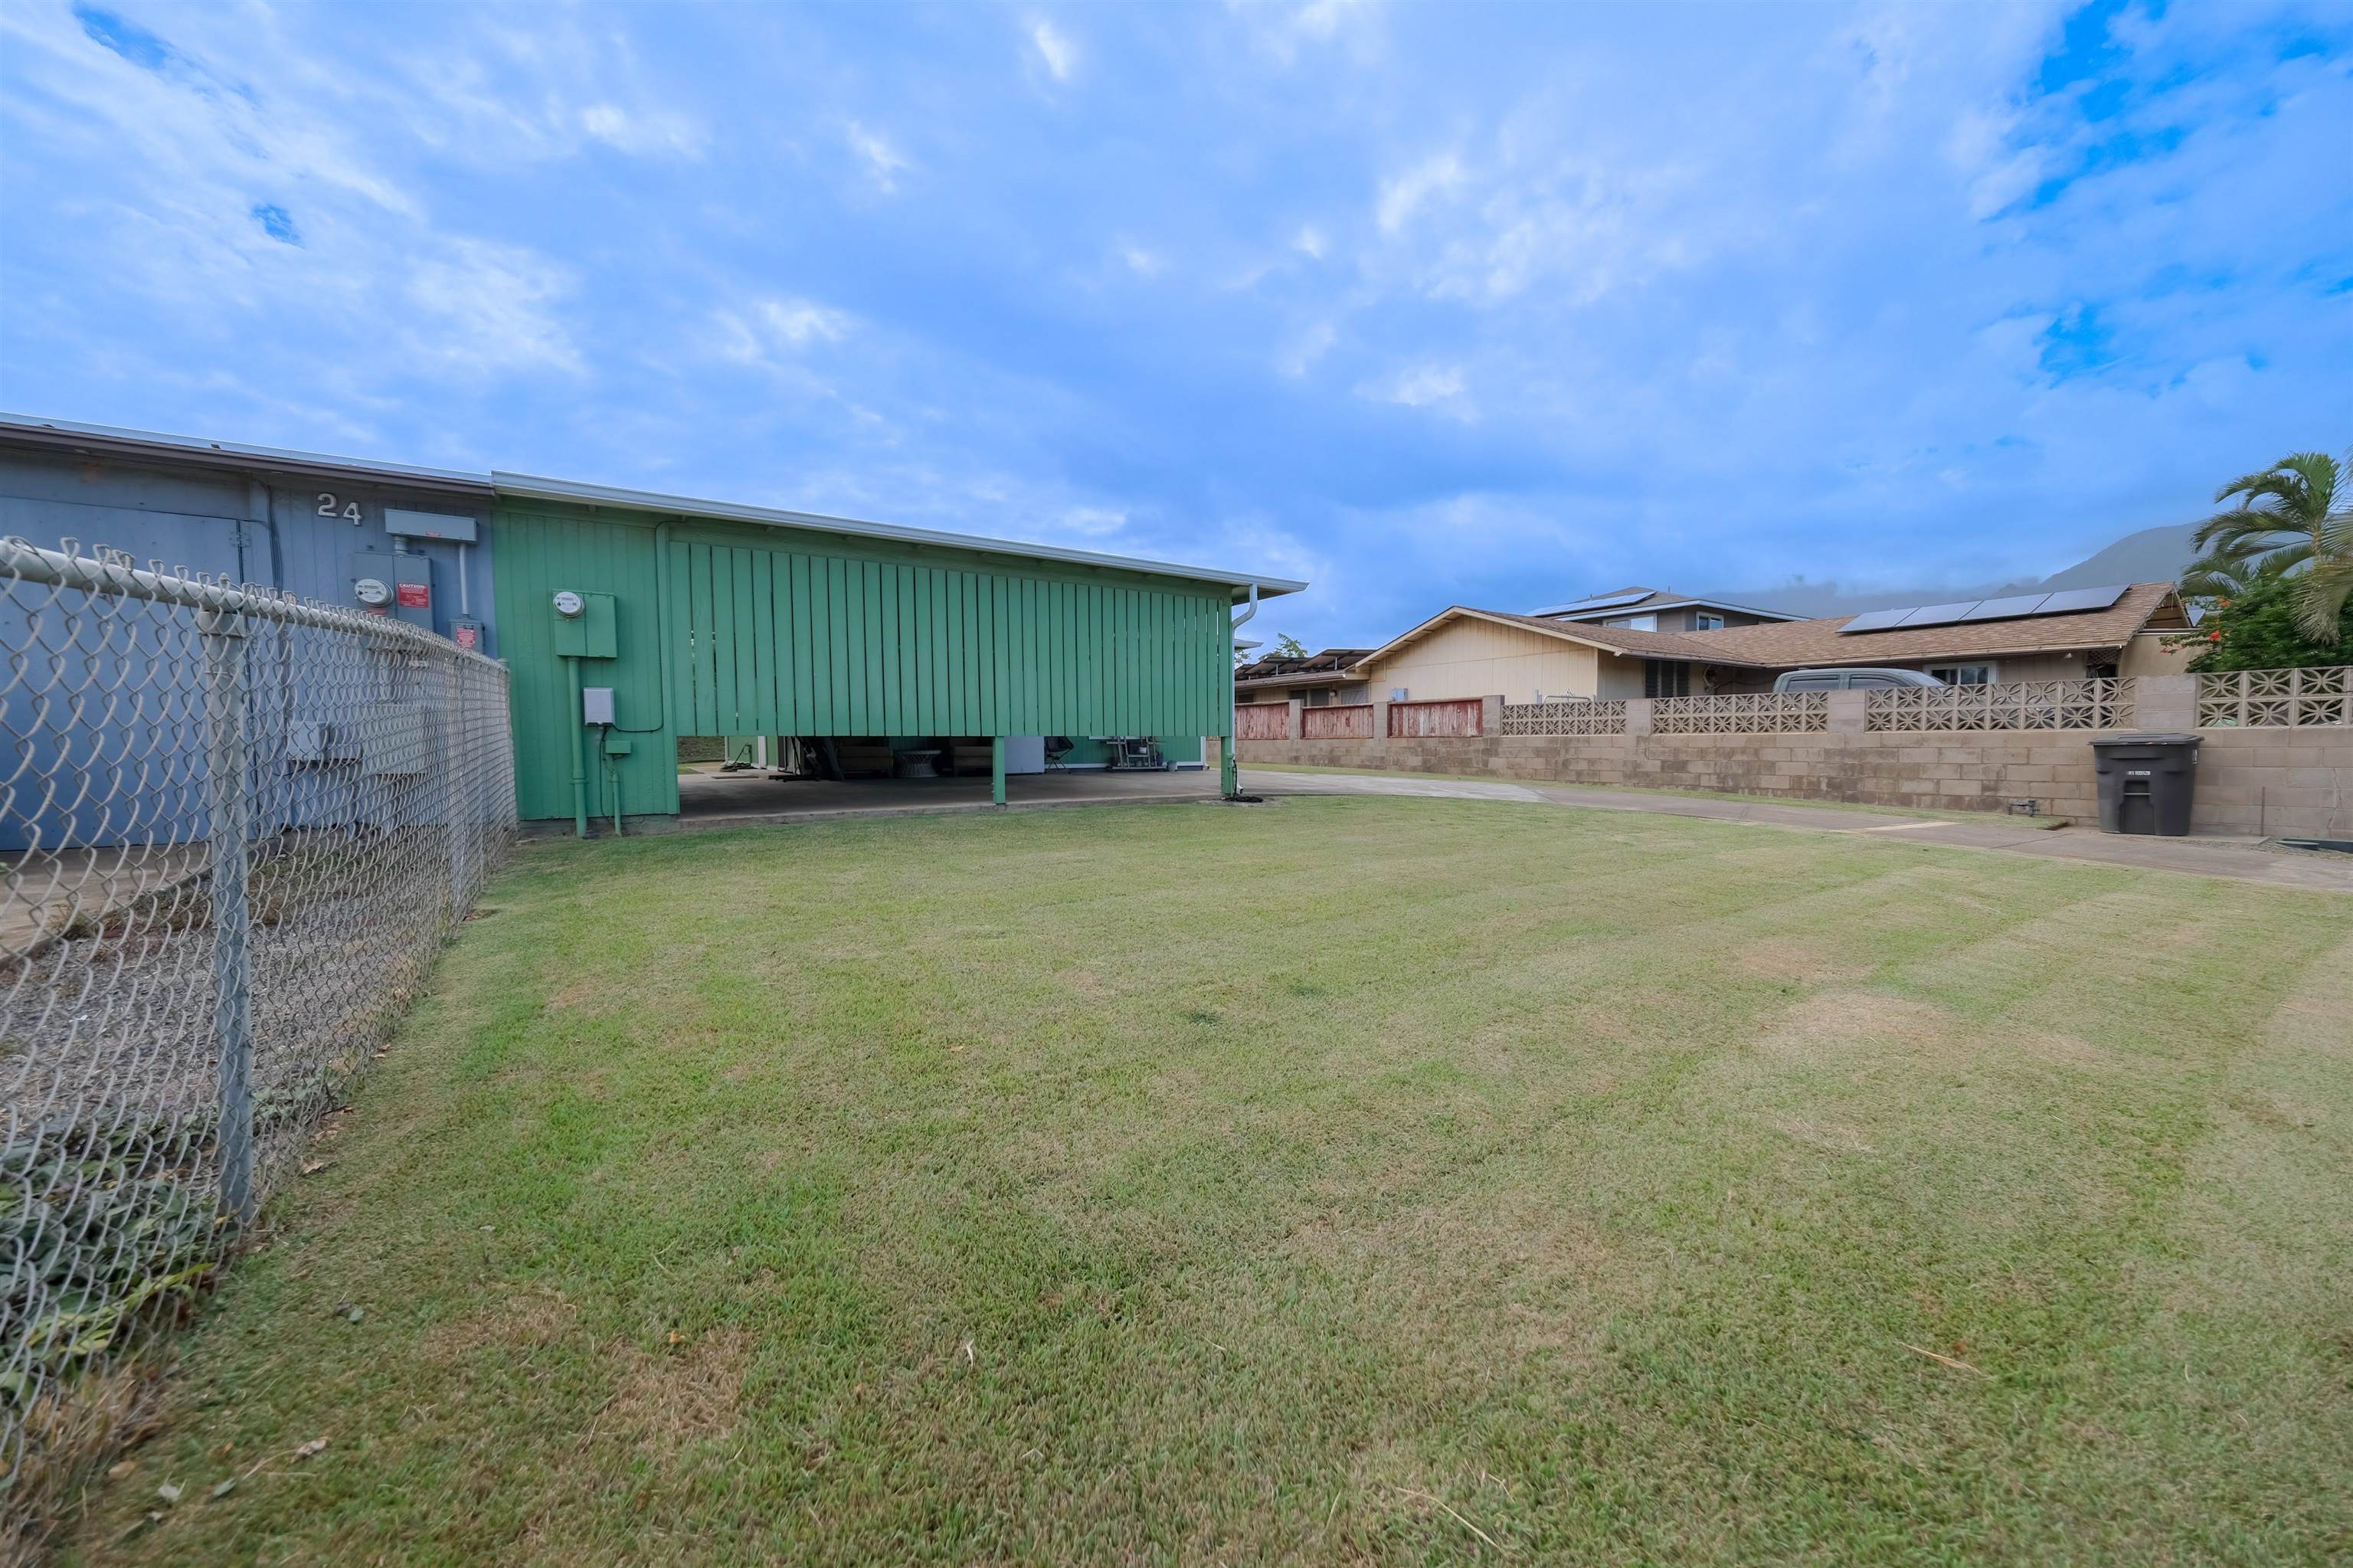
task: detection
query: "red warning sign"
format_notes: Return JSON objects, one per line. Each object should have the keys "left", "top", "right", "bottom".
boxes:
{"left": 453, "top": 624, "right": 479, "bottom": 650}
{"left": 396, "top": 582, "right": 430, "bottom": 608}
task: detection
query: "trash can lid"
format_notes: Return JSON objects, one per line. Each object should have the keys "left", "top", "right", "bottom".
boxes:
{"left": 2091, "top": 732, "right": 2198, "bottom": 746}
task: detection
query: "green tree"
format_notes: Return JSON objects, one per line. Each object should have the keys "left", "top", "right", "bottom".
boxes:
{"left": 2178, "top": 568, "right": 2353, "bottom": 673}
{"left": 1270, "top": 633, "right": 1310, "bottom": 660}
{"left": 2177, "top": 538, "right": 2288, "bottom": 607}
{"left": 2190, "top": 449, "right": 2351, "bottom": 642}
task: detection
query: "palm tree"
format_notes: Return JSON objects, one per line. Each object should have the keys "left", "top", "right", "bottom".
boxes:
{"left": 2191, "top": 449, "right": 2351, "bottom": 641}
{"left": 2177, "top": 538, "right": 2289, "bottom": 605}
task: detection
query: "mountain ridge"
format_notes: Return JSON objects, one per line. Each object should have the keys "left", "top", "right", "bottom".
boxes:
{"left": 1716, "top": 523, "right": 2200, "bottom": 619}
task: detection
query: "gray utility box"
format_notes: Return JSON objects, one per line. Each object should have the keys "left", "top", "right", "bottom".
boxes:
{"left": 2090, "top": 732, "right": 2199, "bottom": 836}
{"left": 349, "top": 549, "right": 434, "bottom": 630}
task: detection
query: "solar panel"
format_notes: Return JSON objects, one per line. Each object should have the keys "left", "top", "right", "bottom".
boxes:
{"left": 1895, "top": 601, "right": 1982, "bottom": 629}
{"left": 1841, "top": 582, "right": 2132, "bottom": 635}
{"left": 1542, "top": 590, "right": 1651, "bottom": 615}
{"left": 1958, "top": 593, "right": 2051, "bottom": 622}
{"left": 2033, "top": 583, "right": 2129, "bottom": 615}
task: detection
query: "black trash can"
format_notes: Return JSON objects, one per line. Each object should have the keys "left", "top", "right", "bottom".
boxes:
{"left": 2090, "top": 732, "right": 2199, "bottom": 836}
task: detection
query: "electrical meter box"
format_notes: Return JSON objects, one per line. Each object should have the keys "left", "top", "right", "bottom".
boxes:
{"left": 349, "top": 550, "right": 434, "bottom": 630}
{"left": 550, "top": 591, "right": 617, "bottom": 660}
{"left": 449, "top": 615, "right": 486, "bottom": 653}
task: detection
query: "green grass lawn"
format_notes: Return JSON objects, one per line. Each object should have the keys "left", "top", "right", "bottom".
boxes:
{"left": 65, "top": 798, "right": 2353, "bottom": 1564}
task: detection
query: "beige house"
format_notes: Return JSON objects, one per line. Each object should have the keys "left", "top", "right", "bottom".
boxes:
{"left": 1351, "top": 583, "right": 2194, "bottom": 703}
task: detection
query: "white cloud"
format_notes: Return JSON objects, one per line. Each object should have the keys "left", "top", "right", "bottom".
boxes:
{"left": 0, "top": 2, "right": 581, "bottom": 382}
{"left": 1376, "top": 152, "right": 1464, "bottom": 233}
{"left": 1233, "top": 0, "right": 1381, "bottom": 67}
{"left": 1117, "top": 241, "right": 1164, "bottom": 277}
{"left": 1059, "top": 506, "right": 1127, "bottom": 535}
{"left": 843, "top": 120, "right": 910, "bottom": 191}
{"left": 580, "top": 102, "right": 703, "bottom": 159}
{"left": 1293, "top": 224, "right": 1327, "bottom": 259}
{"left": 715, "top": 296, "right": 855, "bottom": 368}
{"left": 404, "top": 241, "right": 581, "bottom": 375}
{"left": 1357, "top": 363, "right": 1474, "bottom": 420}
{"left": 1278, "top": 321, "right": 1336, "bottom": 378}
{"left": 1029, "top": 17, "right": 1076, "bottom": 82}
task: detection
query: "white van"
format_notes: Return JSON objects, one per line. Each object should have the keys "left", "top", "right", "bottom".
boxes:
{"left": 1771, "top": 666, "right": 1944, "bottom": 692}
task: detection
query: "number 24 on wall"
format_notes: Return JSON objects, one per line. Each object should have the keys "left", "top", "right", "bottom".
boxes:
{"left": 316, "top": 493, "right": 363, "bottom": 522}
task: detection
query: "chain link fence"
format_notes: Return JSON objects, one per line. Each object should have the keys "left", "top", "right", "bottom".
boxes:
{"left": 1, "top": 535, "right": 514, "bottom": 1542}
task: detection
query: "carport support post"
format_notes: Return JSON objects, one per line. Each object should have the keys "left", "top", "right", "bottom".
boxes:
{"left": 990, "top": 736, "right": 1006, "bottom": 806}
{"left": 198, "top": 607, "right": 257, "bottom": 1225}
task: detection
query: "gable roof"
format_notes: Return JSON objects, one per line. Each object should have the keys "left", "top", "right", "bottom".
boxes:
{"left": 1353, "top": 584, "right": 2190, "bottom": 674}
{"left": 1529, "top": 586, "right": 1804, "bottom": 623}
{"left": 1667, "top": 581, "right": 2189, "bottom": 666}
{"left": 1351, "top": 606, "right": 1722, "bottom": 669}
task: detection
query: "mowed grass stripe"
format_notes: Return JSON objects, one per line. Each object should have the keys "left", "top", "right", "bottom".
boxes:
{"left": 63, "top": 797, "right": 2353, "bottom": 1566}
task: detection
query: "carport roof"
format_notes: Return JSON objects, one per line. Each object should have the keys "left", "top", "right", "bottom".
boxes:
{"left": 0, "top": 413, "right": 1306, "bottom": 604}
{"left": 494, "top": 471, "right": 1304, "bottom": 602}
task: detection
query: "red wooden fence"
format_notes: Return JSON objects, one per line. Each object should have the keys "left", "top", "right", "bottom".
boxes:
{"left": 1389, "top": 698, "right": 1483, "bottom": 738}
{"left": 1235, "top": 703, "right": 1291, "bottom": 741}
{"left": 1301, "top": 703, "right": 1376, "bottom": 740}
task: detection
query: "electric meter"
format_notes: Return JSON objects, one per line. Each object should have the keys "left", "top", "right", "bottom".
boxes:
{"left": 553, "top": 590, "right": 586, "bottom": 619}
{"left": 353, "top": 577, "right": 392, "bottom": 608}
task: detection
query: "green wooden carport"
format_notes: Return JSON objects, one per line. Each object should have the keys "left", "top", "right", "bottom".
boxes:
{"left": 485, "top": 475, "right": 1303, "bottom": 830}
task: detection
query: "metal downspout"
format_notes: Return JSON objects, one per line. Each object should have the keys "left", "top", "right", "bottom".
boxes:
{"left": 566, "top": 656, "right": 587, "bottom": 837}
{"left": 1226, "top": 582, "right": 1258, "bottom": 799}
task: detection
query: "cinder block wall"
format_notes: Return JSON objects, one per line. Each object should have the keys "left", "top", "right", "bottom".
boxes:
{"left": 1238, "top": 686, "right": 2351, "bottom": 839}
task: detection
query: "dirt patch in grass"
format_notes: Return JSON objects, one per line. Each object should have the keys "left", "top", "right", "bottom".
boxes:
{"left": 1748, "top": 990, "right": 1962, "bottom": 1068}
{"left": 1732, "top": 935, "right": 1870, "bottom": 987}
{"left": 606, "top": 1327, "right": 754, "bottom": 1460}
{"left": 422, "top": 1290, "right": 582, "bottom": 1364}
{"left": 543, "top": 979, "right": 600, "bottom": 1010}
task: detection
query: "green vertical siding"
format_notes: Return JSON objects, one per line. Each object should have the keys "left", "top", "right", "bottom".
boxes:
{"left": 667, "top": 529, "right": 1230, "bottom": 744}
{"left": 493, "top": 501, "right": 1235, "bottom": 820}
{"left": 488, "top": 511, "right": 682, "bottom": 823}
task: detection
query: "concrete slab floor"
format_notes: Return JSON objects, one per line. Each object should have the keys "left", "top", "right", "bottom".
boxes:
{"left": 626, "top": 765, "right": 1225, "bottom": 832}
{"left": 2, "top": 843, "right": 210, "bottom": 957}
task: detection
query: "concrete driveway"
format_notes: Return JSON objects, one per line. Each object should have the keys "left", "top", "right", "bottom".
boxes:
{"left": 1247, "top": 768, "right": 2353, "bottom": 894}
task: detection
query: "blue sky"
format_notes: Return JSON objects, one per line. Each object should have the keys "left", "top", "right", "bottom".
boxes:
{"left": 2, "top": 1, "right": 2348, "bottom": 649}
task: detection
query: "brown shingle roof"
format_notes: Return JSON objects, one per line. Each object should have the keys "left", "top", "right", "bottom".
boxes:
{"left": 1352, "top": 584, "right": 2188, "bottom": 674}
{"left": 1663, "top": 581, "right": 2188, "bottom": 666}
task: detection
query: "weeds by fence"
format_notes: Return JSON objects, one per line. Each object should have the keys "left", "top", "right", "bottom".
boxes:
{"left": 1, "top": 537, "right": 514, "bottom": 1547}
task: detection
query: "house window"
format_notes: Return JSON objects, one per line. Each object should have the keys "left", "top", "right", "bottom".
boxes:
{"left": 1605, "top": 614, "right": 1658, "bottom": 631}
{"left": 1643, "top": 660, "right": 1690, "bottom": 699}
{"left": 1927, "top": 663, "right": 1996, "bottom": 686}
{"left": 1693, "top": 612, "right": 1725, "bottom": 630}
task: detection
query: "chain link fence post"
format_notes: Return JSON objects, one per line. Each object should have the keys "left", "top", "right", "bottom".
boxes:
{"left": 443, "top": 656, "right": 470, "bottom": 924}
{"left": 197, "top": 603, "right": 257, "bottom": 1224}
